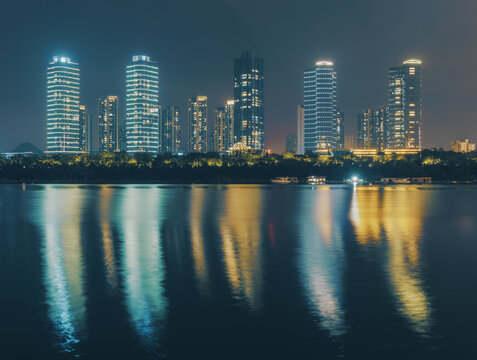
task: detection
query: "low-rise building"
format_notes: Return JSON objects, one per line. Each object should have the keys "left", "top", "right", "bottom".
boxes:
{"left": 451, "top": 139, "right": 476, "bottom": 153}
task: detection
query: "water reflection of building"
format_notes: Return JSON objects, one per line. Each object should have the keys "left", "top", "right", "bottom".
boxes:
{"left": 298, "top": 188, "right": 346, "bottom": 337}
{"left": 99, "top": 186, "right": 118, "bottom": 290}
{"left": 189, "top": 187, "right": 210, "bottom": 296}
{"left": 117, "top": 187, "right": 167, "bottom": 347}
{"left": 40, "top": 186, "right": 86, "bottom": 353}
{"left": 350, "top": 187, "right": 383, "bottom": 244}
{"left": 350, "top": 187, "right": 432, "bottom": 335}
{"left": 219, "top": 187, "right": 263, "bottom": 312}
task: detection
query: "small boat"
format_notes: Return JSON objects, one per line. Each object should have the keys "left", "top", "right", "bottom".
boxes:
{"left": 271, "top": 176, "right": 299, "bottom": 184}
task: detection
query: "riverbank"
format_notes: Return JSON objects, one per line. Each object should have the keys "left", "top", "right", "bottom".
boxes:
{"left": 1, "top": 150, "right": 476, "bottom": 184}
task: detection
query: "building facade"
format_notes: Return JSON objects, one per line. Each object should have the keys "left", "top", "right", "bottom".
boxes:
{"left": 358, "top": 106, "right": 389, "bottom": 150}
{"left": 126, "top": 55, "right": 159, "bottom": 154}
{"left": 336, "top": 109, "right": 345, "bottom": 149}
{"left": 160, "top": 106, "right": 181, "bottom": 152}
{"left": 304, "top": 61, "right": 338, "bottom": 152}
{"left": 47, "top": 56, "right": 81, "bottom": 153}
{"left": 234, "top": 51, "right": 264, "bottom": 149}
{"left": 188, "top": 96, "right": 208, "bottom": 152}
{"left": 388, "top": 59, "right": 422, "bottom": 149}
{"left": 297, "top": 105, "right": 305, "bottom": 154}
{"left": 214, "top": 107, "right": 226, "bottom": 152}
{"left": 79, "top": 105, "right": 91, "bottom": 153}
{"left": 372, "top": 105, "right": 388, "bottom": 150}
{"left": 451, "top": 139, "right": 476, "bottom": 153}
{"left": 286, "top": 134, "right": 297, "bottom": 154}
{"left": 357, "top": 109, "right": 372, "bottom": 149}
{"left": 98, "top": 96, "right": 119, "bottom": 152}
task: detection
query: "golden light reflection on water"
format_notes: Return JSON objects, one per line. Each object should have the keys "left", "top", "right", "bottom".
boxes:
{"left": 40, "top": 186, "right": 86, "bottom": 352}
{"left": 190, "top": 187, "right": 210, "bottom": 296}
{"left": 99, "top": 186, "right": 118, "bottom": 290}
{"left": 351, "top": 186, "right": 433, "bottom": 335}
{"left": 350, "top": 187, "right": 383, "bottom": 244}
{"left": 299, "top": 188, "right": 346, "bottom": 337}
{"left": 117, "top": 187, "right": 167, "bottom": 346}
{"left": 219, "top": 187, "right": 263, "bottom": 311}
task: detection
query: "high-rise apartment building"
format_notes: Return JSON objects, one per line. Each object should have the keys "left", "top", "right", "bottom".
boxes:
{"left": 337, "top": 109, "right": 345, "bottom": 149}
{"left": 388, "top": 59, "right": 422, "bottom": 149}
{"left": 160, "top": 106, "right": 181, "bottom": 152}
{"left": 213, "top": 100, "right": 234, "bottom": 152}
{"left": 304, "top": 61, "right": 338, "bottom": 151}
{"left": 126, "top": 55, "right": 159, "bottom": 154}
{"left": 297, "top": 105, "right": 305, "bottom": 154}
{"left": 79, "top": 105, "right": 91, "bottom": 153}
{"left": 357, "top": 109, "right": 372, "bottom": 149}
{"left": 98, "top": 96, "right": 119, "bottom": 152}
{"left": 188, "top": 96, "right": 208, "bottom": 152}
{"left": 46, "top": 56, "right": 81, "bottom": 153}
{"left": 373, "top": 105, "right": 388, "bottom": 150}
{"left": 234, "top": 51, "right": 264, "bottom": 149}
{"left": 358, "top": 106, "right": 389, "bottom": 150}
{"left": 214, "top": 107, "right": 226, "bottom": 152}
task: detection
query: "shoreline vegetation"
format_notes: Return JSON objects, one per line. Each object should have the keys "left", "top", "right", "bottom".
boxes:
{"left": 1, "top": 150, "right": 477, "bottom": 184}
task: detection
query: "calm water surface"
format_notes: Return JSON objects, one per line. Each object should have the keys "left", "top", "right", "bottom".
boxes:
{"left": 1, "top": 184, "right": 477, "bottom": 359}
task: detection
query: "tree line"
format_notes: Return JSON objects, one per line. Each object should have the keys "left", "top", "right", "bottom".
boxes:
{"left": 0, "top": 150, "right": 476, "bottom": 183}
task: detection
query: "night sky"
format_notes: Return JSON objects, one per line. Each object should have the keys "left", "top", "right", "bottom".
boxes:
{"left": 0, "top": 0, "right": 476, "bottom": 153}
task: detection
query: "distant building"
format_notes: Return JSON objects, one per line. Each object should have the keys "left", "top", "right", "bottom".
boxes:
{"left": 357, "top": 109, "right": 372, "bottom": 149}
{"left": 344, "top": 135, "right": 355, "bottom": 149}
{"left": 79, "top": 105, "right": 91, "bottom": 153}
{"left": 46, "top": 56, "right": 81, "bottom": 153}
{"left": 160, "top": 106, "right": 181, "bottom": 152}
{"left": 372, "top": 105, "right": 388, "bottom": 150}
{"left": 126, "top": 55, "right": 159, "bottom": 154}
{"left": 188, "top": 96, "right": 208, "bottom": 152}
{"left": 234, "top": 51, "right": 264, "bottom": 150}
{"left": 98, "top": 96, "right": 119, "bottom": 152}
{"left": 304, "top": 60, "right": 338, "bottom": 151}
{"left": 286, "top": 134, "right": 297, "bottom": 154}
{"left": 451, "top": 139, "right": 476, "bottom": 153}
{"left": 388, "top": 59, "right": 422, "bottom": 149}
{"left": 297, "top": 105, "right": 305, "bottom": 154}
{"left": 336, "top": 109, "right": 345, "bottom": 149}
{"left": 224, "top": 100, "right": 235, "bottom": 150}
{"left": 213, "top": 104, "right": 234, "bottom": 152}
{"left": 357, "top": 106, "right": 388, "bottom": 150}
{"left": 119, "top": 126, "right": 127, "bottom": 152}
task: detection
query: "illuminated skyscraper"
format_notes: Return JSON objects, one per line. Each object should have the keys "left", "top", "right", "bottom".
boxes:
{"left": 214, "top": 107, "right": 226, "bottom": 152}
{"left": 126, "top": 55, "right": 159, "bottom": 154}
{"left": 234, "top": 51, "right": 264, "bottom": 149}
{"left": 188, "top": 96, "right": 208, "bottom": 152}
{"left": 98, "top": 96, "right": 119, "bottom": 152}
{"left": 213, "top": 100, "right": 234, "bottom": 152}
{"left": 373, "top": 105, "right": 388, "bottom": 150}
{"left": 160, "top": 106, "right": 181, "bottom": 152}
{"left": 336, "top": 109, "right": 345, "bottom": 149}
{"left": 46, "top": 56, "right": 81, "bottom": 153}
{"left": 303, "top": 61, "right": 338, "bottom": 151}
{"left": 357, "top": 109, "right": 372, "bottom": 149}
{"left": 297, "top": 105, "right": 305, "bottom": 154}
{"left": 358, "top": 106, "right": 388, "bottom": 150}
{"left": 79, "top": 105, "right": 91, "bottom": 153}
{"left": 224, "top": 100, "right": 235, "bottom": 150}
{"left": 388, "top": 59, "right": 422, "bottom": 149}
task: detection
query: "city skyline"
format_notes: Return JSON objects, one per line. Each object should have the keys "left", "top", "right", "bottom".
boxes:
{"left": 1, "top": 1, "right": 477, "bottom": 153}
